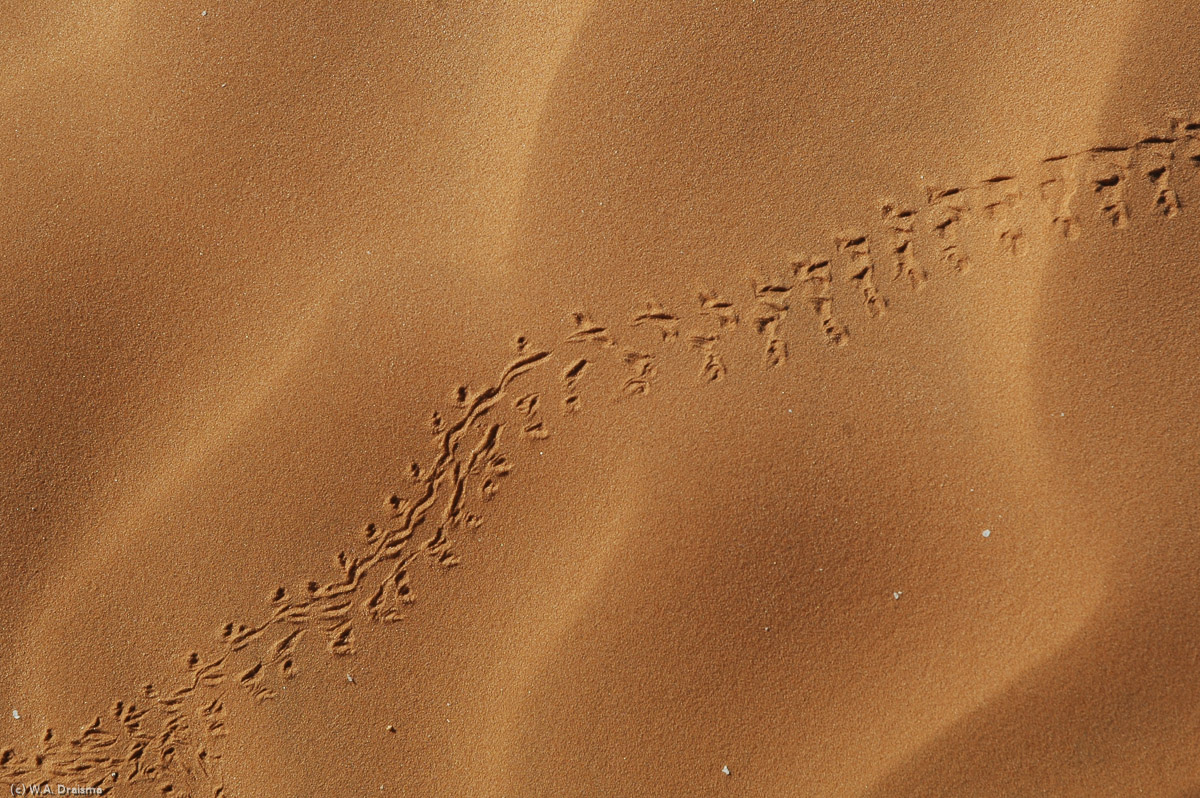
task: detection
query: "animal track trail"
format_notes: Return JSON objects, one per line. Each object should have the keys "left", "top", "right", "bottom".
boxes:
{"left": 925, "top": 186, "right": 973, "bottom": 274}
{"left": 617, "top": 350, "right": 657, "bottom": 395}
{"left": 0, "top": 655, "right": 237, "bottom": 796}
{"left": 615, "top": 302, "right": 682, "bottom": 394}
{"left": 1136, "top": 126, "right": 1189, "bottom": 219}
{"left": 835, "top": 232, "right": 889, "bottom": 319}
{"left": 566, "top": 311, "right": 618, "bottom": 348}
{"left": 6, "top": 111, "right": 1200, "bottom": 794}
{"left": 567, "top": 298, "right": 729, "bottom": 390}
{"left": 564, "top": 310, "right": 638, "bottom": 396}
{"left": 562, "top": 309, "right": 660, "bottom": 396}
{"left": 561, "top": 358, "right": 589, "bottom": 412}
{"left": 4, "top": 337, "right": 561, "bottom": 794}
{"left": 681, "top": 289, "right": 740, "bottom": 380}
{"left": 698, "top": 289, "right": 740, "bottom": 330}
{"left": 795, "top": 255, "right": 851, "bottom": 346}
{"left": 1180, "top": 119, "right": 1200, "bottom": 174}
{"left": 1039, "top": 155, "right": 1084, "bottom": 240}
{"left": 677, "top": 289, "right": 744, "bottom": 382}
{"left": 980, "top": 176, "right": 1027, "bottom": 256}
{"left": 881, "top": 203, "right": 927, "bottom": 290}
{"left": 630, "top": 299, "right": 681, "bottom": 342}
{"left": 1088, "top": 145, "right": 1134, "bottom": 229}
{"left": 641, "top": 296, "right": 728, "bottom": 388}
{"left": 748, "top": 271, "right": 796, "bottom": 369}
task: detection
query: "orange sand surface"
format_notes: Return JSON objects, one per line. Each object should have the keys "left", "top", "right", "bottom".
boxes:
{"left": 2, "top": 3, "right": 1199, "bottom": 796}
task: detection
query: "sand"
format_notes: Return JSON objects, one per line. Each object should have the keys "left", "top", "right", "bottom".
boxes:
{"left": 1, "top": 2, "right": 1199, "bottom": 796}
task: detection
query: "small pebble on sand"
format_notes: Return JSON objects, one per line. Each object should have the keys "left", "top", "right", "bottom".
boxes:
{"left": 982, "top": 529, "right": 992, "bottom": 538}
{"left": 11, "top": 709, "right": 19, "bottom": 720}
{"left": 722, "top": 765, "right": 731, "bottom": 776}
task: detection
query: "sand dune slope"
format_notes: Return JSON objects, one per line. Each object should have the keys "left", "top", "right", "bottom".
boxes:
{"left": 2, "top": 2, "right": 1198, "bottom": 797}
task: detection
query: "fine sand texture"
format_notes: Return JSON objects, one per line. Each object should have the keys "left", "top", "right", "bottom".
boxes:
{"left": 2, "top": 2, "right": 1199, "bottom": 796}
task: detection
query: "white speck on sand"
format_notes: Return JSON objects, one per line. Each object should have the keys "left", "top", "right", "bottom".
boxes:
{"left": 347, "top": 674, "right": 355, "bottom": 683}
{"left": 11, "top": 709, "right": 19, "bottom": 720}
{"left": 893, "top": 591, "right": 903, "bottom": 600}
{"left": 982, "top": 529, "right": 992, "bottom": 538}
{"left": 722, "top": 765, "right": 731, "bottom": 776}
{"left": 201, "top": 9, "right": 207, "bottom": 15}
